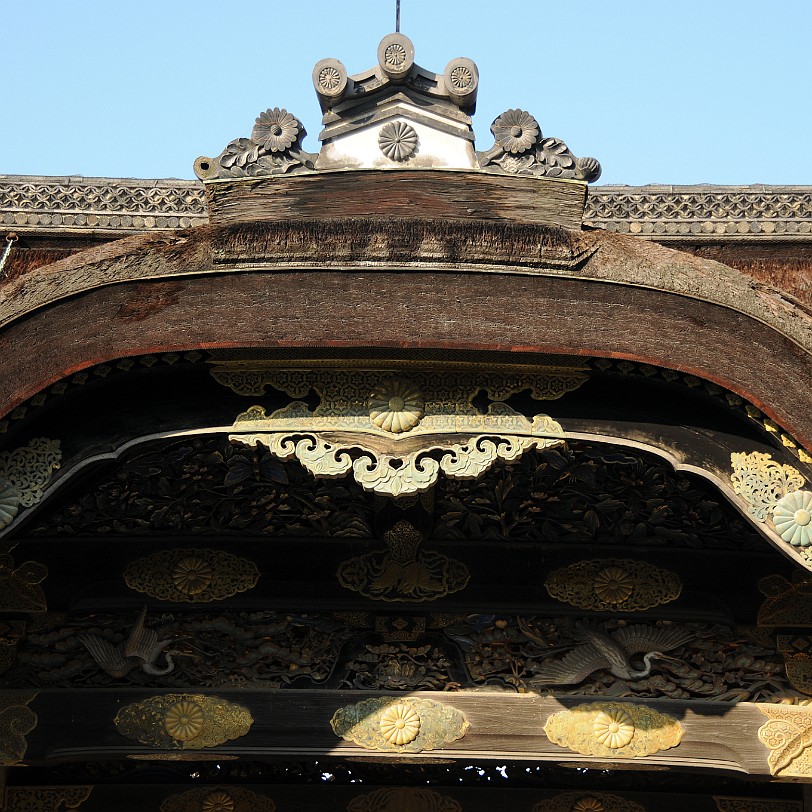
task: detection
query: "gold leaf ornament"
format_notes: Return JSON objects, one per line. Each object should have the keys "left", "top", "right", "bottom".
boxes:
{"left": 164, "top": 700, "right": 205, "bottom": 742}
{"left": 369, "top": 378, "right": 424, "bottom": 433}
{"left": 202, "top": 791, "right": 235, "bottom": 812}
{"left": 593, "top": 708, "right": 635, "bottom": 749}
{"left": 171, "top": 556, "right": 214, "bottom": 595}
{"left": 593, "top": 566, "right": 634, "bottom": 604}
{"left": 379, "top": 702, "right": 421, "bottom": 745}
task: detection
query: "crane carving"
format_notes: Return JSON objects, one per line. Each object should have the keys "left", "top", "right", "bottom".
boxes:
{"left": 79, "top": 606, "right": 175, "bottom": 679}
{"left": 527, "top": 620, "right": 694, "bottom": 685}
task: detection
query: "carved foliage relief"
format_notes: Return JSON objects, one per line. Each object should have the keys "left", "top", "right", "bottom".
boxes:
{"left": 0, "top": 691, "right": 38, "bottom": 765}
{"left": 348, "top": 788, "right": 461, "bottom": 812}
{"left": 0, "top": 438, "right": 61, "bottom": 531}
{"left": 160, "top": 787, "right": 275, "bottom": 812}
{"left": 4, "top": 786, "right": 93, "bottom": 812}
{"left": 758, "top": 704, "right": 812, "bottom": 776}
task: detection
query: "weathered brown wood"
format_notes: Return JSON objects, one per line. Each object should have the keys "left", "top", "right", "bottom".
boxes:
{"left": 1, "top": 270, "right": 811, "bottom": 448}
{"left": 203, "top": 171, "right": 588, "bottom": 230}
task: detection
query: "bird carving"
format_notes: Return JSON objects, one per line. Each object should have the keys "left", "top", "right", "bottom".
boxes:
{"left": 78, "top": 606, "right": 175, "bottom": 679}
{"left": 531, "top": 620, "right": 693, "bottom": 685}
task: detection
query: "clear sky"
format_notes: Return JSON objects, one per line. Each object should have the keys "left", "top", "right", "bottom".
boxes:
{"left": 2, "top": 0, "right": 811, "bottom": 186}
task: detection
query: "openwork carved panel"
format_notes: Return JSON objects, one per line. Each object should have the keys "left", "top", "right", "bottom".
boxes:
{"left": 714, "top": 799, "right": 802, "bottom": 812}
{"left": 545, "top": 560, "right": 681, "bottom": 612}
{"left": 228, "top": 369, "right": 567, "bottom": 496}
{"left": 730, "top": 452, "right": 805, "bottom": 522}
{"left": 124, "top": 548, "right": 260, "bottom": 602}
{"left": 758, "top": 574, "right": 812, "bottom": 627}
{"left": 160, "top": 787, "right": 275, "bottom": 812}
{"left": 330, "top": 697, "right": 468, "bottom": 753}
{"left": 0, "top": 437, "right": 61, "bottom": 530}
{"left": 544, "top": 702, "right": 683, "bottom": 759}
{"left": 114, "top": 693, "right": 252, "bottom": 750}
{"left": 532, "top": 793, "right": 646, "bottom": 812}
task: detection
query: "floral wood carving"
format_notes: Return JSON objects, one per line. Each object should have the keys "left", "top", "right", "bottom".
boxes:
{"left": 337, "top": 519, "right": 469, "bottom": 602}
{"left": 479, "top": 108, "right": 601, "bottom": 182}
{"left": 4, "top": 786, "right": 93, "bottom": 812}
{"left": 0, "top": 438, "right": 61, "bottom": 530}
{"left": 0, "top": 691, "right": 38, "bottom": 765}
{"left": 29, "top": 436, "right": 373, "bottom": 538}
{"left": 228, "top": 369, "right": 567, "bottom": 497}
{"left": 531, "top": 792, "right": 646, "bottom": 812}
{"left": 0, "top": 548, "right": 47, "bottom": 611}
{"left": 160, "top": 787, "right": 276, "bottom": 812}
{"left": 545, "top": 559, "right": 681, "bottom": 612}
{"left": 348, "top": 788, "right": 461, "bottom": 812}
{"left": 758, "top": 703, "right": 812, "bottom": 776}
{"left": 124, "top": 548, "right": 260, "bottom": 602}
{"left": 114, "top": 693, "right": 252, "bottom": 750}
{"left": 331, "top": 697, "right": 468, "bottom": 753}
{"left": 544, "top": 701, "right": 683, "bottom": 759}
{"left": 714, "top": 799, "right": 802, "bottom": 812}
{"left": 730, "top": 452, "right": 805, "bottom": 522}
{"left": 194, "top": 107, "right": 317, "bottom": 180}
{"left": 773, "top": 491, "right": 812, "bottom": 547}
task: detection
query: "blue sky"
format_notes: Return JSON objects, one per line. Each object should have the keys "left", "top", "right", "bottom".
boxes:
{"left": 2, "top": 0, "right": 810, "bottom": 185}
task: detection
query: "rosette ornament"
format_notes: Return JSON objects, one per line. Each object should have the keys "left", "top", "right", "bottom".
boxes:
{"left": 164, "top": 699, "right": 205, "bottom": 742}
{"left": 251, "top": 108, "right": 302, "bottom": 153}
{"left": 773, "top": 490, "right": 812, "bottom": 547}
{"left": 491, "top": 109, "right": 540, "bottom": 154}
{"left": 378, "top": 121, "right": 418, "bottom": 162}
{"left": 369, "top": 378, "right": 424, "bottom": 433}
{"left": 593, "top": 708, "right": 635, "bottom": 749}
{"left": 379, "top": 702, "right": 421, "bottom": 746}
{"left": 0, "top": 478, "right": 21, "bottom": 529}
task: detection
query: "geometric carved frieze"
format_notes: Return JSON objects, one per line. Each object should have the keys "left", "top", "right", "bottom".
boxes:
{"left": 160, "top": 787, "right": 275, "bottom": 812}
{"left": 531, "top": 793, "right": 646, "bottom": 812}
{"left": 544, "top": 559, "right": 681, "bottom": 612}
{"left": 123, "top": 548, "right": 260, "bottom": 603}
{"left": 0, "top": 691, "right": 38, "bottom": 766}
{"left": 0, "top": 438, "right": 61, "bottom": 531}
{"left": 330, "top": 697, "right": 468, "bottom": 753}
{"left": 348, "top": 788, "right": 461, "bottom": 812}
{"left": 544, "top": 702, "right": 683, "bottom": 759}
{"left": 4, "top": 786, "right": 93, "bottom": 812}
{"left": 758, "top": 703, "right": 812, "bottom": 777}
{"left": 227, "top": 369, "right": 569, "bottom": 497}
{"left": 114, "top": 694, "right": 253, "bottom": 750}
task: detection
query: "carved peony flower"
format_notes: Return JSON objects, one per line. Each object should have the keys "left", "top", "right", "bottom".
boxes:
{"left": 202, "top": 791, "right": 235, "bottom": 812}
{"left": 0, "top": 478, "right": 21, "bottom": 530}
{"left": 594, "top": 565, "right": 634, "bottom": 604}
{"left": 573, "top": 799, "right": 605, "bottom": 812}
{"left": 491, "top": 109, "right": 539, "bottom": 154}
{"left": 380, "top": 702, "right": 421, "bottom": 745}
{"left": 172, "top": 556, "right": 213, "bottom": 595}
{"left": 593, "top": 708, "right": 635, "bottom": 749}
{"left": 773, "top": 490, "right": 812, "bottom": 547}
{"left": 252, "top": 108, "right": 301, "bottom": 153}
{"left": 164, "top": 699, "right": 205, "bottom": 742}
{"left": 369, "top": 378, "right": 424, "bottom": 433}
{"left": 378, "top": 121, "right": 418, "bottom": 162}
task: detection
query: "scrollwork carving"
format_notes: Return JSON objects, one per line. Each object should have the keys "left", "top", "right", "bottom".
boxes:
{"left": 348, "top": 788, "right": 461, "bottom": 812}
{"left": 4, "top": 786, "right": 93, "bottom": 812}
{"left": 758, "top": 703, "right": 812, "bottom": 776}
{"left": 714, "top": 799, "right": 802, "bottom": 812}
{"left": 331, "top": 696, "right": 467, "bottom": 753}
{"left": 730, "top": 451, "right": 805, "bottom": 522}
{"left": 0, "top": 549, "right": 47, "bottom": 612}
{"left": 0, "top": 438, "right": 61, "bottom": 529}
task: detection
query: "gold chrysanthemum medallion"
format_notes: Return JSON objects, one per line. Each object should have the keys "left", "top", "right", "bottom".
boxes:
{"left": 202, "top": 791, "right": 235, "bottom": 812}
{"left": 593, "top": 565, "right": 634, "bottom": 604}
{"left": 369, "top": 378, "right": 424, "bottom": 434}
{"left": 379, "top": 702, "right": 421, "bottom": 746}
{"left": 593, "top": 708, "right": 635, "bottom": 749}
{"left": 164, "top": 700, "right": 205, "bottom": 742}
{"left": 573, "top": 798, "right": 605, "bottom": 812}
{"left": 171, "top": 556, "right": 214, "bottom": 595}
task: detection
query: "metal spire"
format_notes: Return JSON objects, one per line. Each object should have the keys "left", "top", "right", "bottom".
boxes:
{"left": 396, "top": 0, "right": 400, "bottom": 33}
